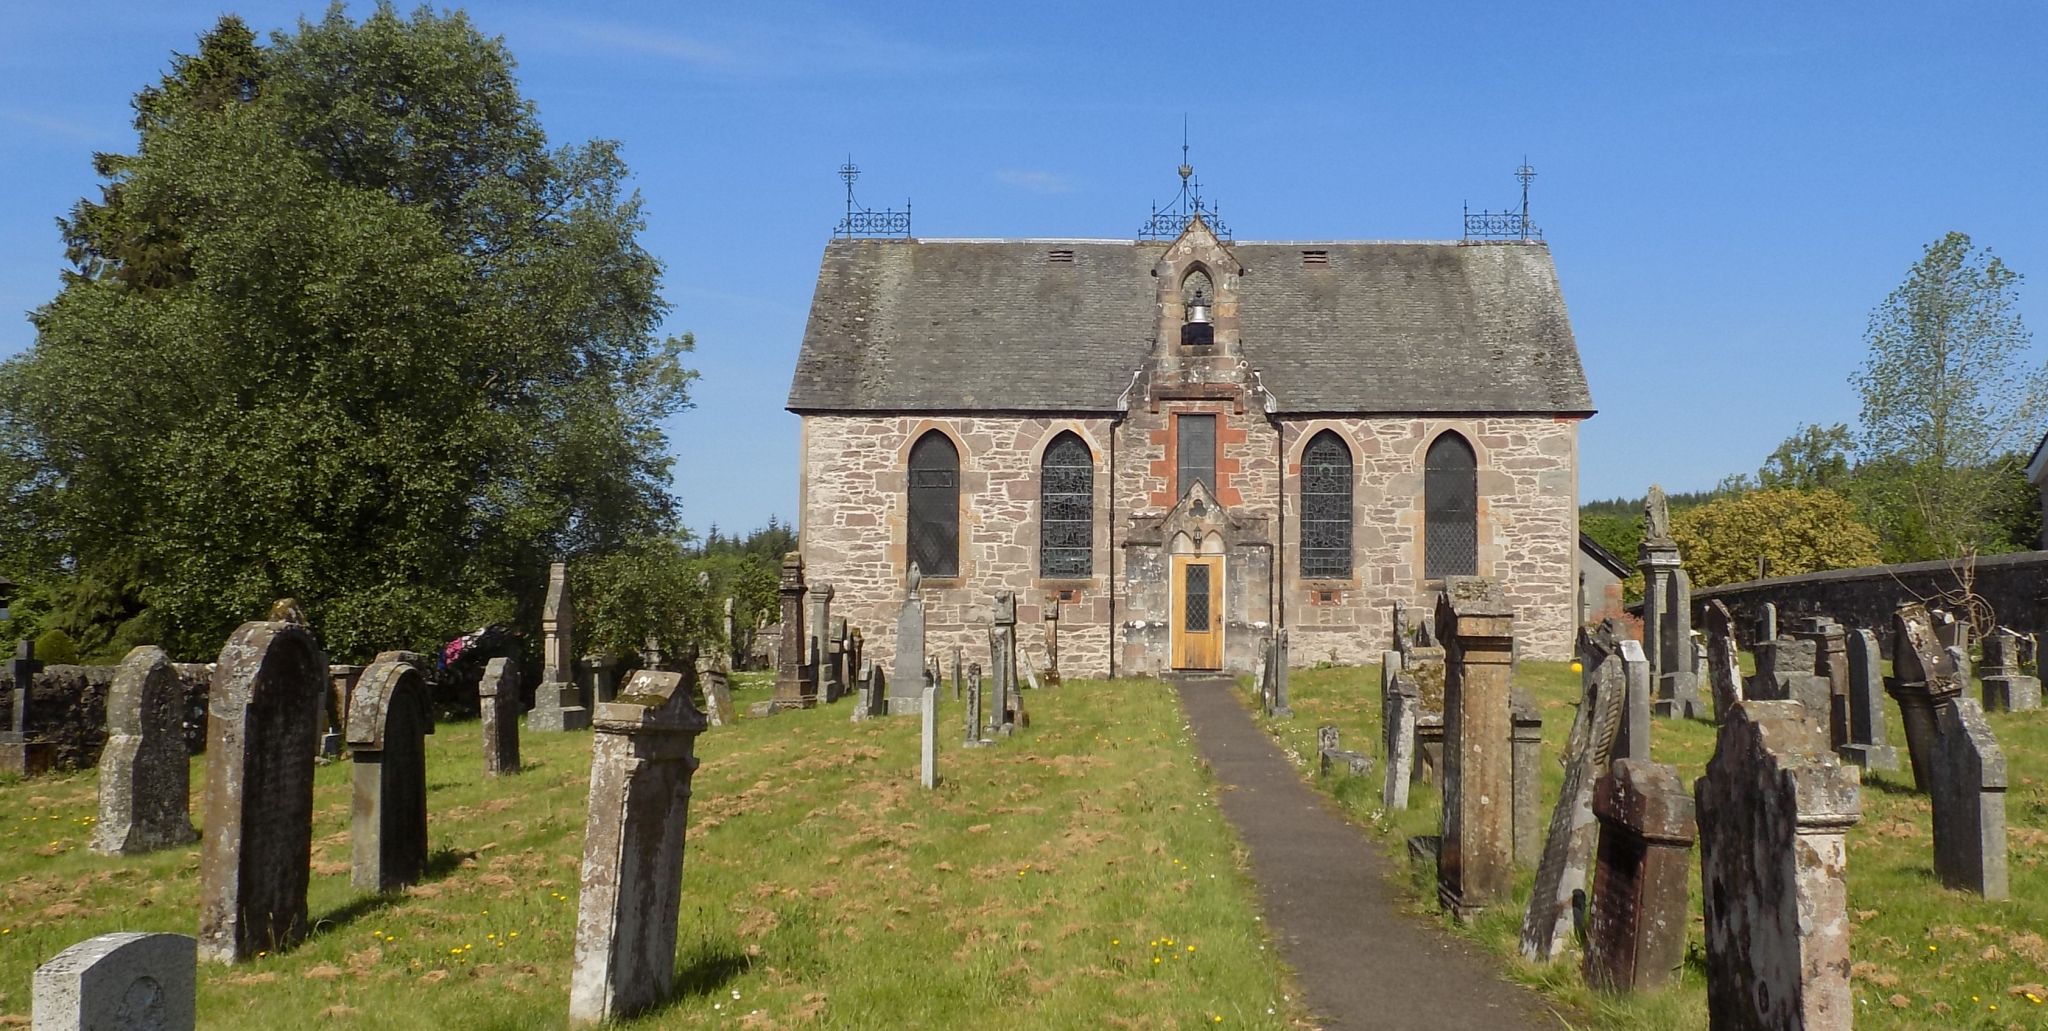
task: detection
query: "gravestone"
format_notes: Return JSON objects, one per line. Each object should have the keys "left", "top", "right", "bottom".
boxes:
{"left": 1519, "top": 621, "right": 1629, "bottom": 962}
{"left": 1510, "top": 695, "right": 1543, "bottom": 867}
{"left": 891, "top": 570, "right": 929, "bottom": 713}
{"left": 93, "top": 646, "right": 199, "bottom": 855}
{"left": 1584, "top": 758, "right": 1696, "bottom": 992}
{"left": 846, "top": 628, "right": 864, "bottom": 704}
{"left": 1272, "top": 629, "right": 1293, "bottom": 717}
{"left": 1697, "top": 700, "right": 1860, "bottom": 1031}
{"left": 1382, "top": 672, "right": 1419, "bottom": 810}
{"left": 1043, "top": 598, "right": 1063, "bottom": 687}
{"left": 722, "top": 597, "right": 737, "bottom": 670}
{"left": 197, "top": 621, "right": 325, "bottom": 963}
{"left": 567, "top": 670, "right": 708, "bottom": 1027}
{"left": 583, "top": 654, "right": 618, "bottom": 707}
{"left": 952, "top": 646, "right": 963, "bottom": 702}
{"left": 1436, "top": 577, "right": 1515, "bottom": 922}
{"left": 965, "top": 663, "right": 987, "bottom": 746}
{"left": 1617, "top": 639, "right": 1651, "bottom": 762}
{"left": 1379, "top": 648, "right": 1405, "bottom": 754}
{"left": 1754, "top": 601, "right": 1778, "bottom": 646}
{"left": 920, "top": 684, "right": 939, "bottom": 789}
{"left": 33, "top": 931, "right": 196, "bottom": 1031}
{"left": 478, "top": 657, "right": 521, "bottom": 776}
{"left": 0, "top": 640, "right": 51, "bottom": 777}
{"left": 810, "top": 581, "right": 836, "bottom": 698}
{"left": 823, "top": 618, "right": 848, "bottom": 703}
{"left": 1929, "top": 697, "right": 2008, "bottom": 898}
{"left": 1391, "top": 599, "right": 1412, "bottom": 660}
{"left": 1637, "top": 487, "right": 1701, "bottom": 718}
{"left": 1703, "top": 600, "right": 1743, "bottom": 723}
{"left": 530, "top": 562, "right": 590, "bottom": 731}
{"left": 700, "top": 669, "right": 733, "bottom": 727}
{"left": 1980, "top": 628, "right": 2041, "bottom": 712}
{"left": 1838, "top": 629, "right": 1898, "bottom": 771}
{"left": 1789, "top": 616, "right": 1850, "bottom": 750}
{"left": 1414, "top": 713, "right": 1444, "bottom": 786}
{"left": 1747, "top": 637, "right": 1830, "bottom": 713}
{"left": 990, "top": 593, "right": 1020, "bottom": 734}
{"left": 322, "top": 665, "right": 362, "bottom": 757}
{"left": 1884, "top": 603, "right": 1962, "bottom": 792}
{"left": 1932, "top": 608, "right": 1971, "bottom": 680}
{"left": 1316, "top": 725, "right": 1372, "bottom": 778}
{"left": 771, "top": 552, "right": 814, "bottom": 710}
{"left": 347, "top": 654, "right": 434, "bottom": 893}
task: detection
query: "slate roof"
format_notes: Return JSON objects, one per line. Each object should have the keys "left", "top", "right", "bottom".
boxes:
{"left": 787, "top": 237, "right": 1593, "bottom": 415}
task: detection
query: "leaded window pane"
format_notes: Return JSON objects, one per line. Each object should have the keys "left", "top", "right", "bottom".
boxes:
{"left": 1039, "top": 432, "right": 1093, "bottom": 577}
{"left": 1300, "top": 431, "right": 1353, "bottom": 579}
{"left": 1184, "top": 564, "right": 1210, "bottom": 631}
{"left": 1425, "top": 433, "right": 1477, "bottom": 578}
{"left": 1176, "top": 414, "right": 1216, "bottom": 499}
{"left": 908, "top": 432, "right": 959, "bottom": 577}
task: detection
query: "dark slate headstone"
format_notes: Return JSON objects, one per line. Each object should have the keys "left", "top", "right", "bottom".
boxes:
{"left": 33, "top": 931, "right": 196, "bottom": 1031}
{"left": 197, "top": 621, "right": 326, "bottom": 963}
{"left": 1838, "top": 629, "right": 1897, "bottom": 772}
{"left": 478, "top": 657, "right": 521, "bottom": 776}
{"left": 93, "top": 646, "right": 199, "bottom": 855}
{"left": 1929, "top": 697, "right": 2008, "bottom": 899}
{"left": 347, "top": 655, "right": 434, "bottom": 893}
{"left": 1584, "top": 759, "right": 1696, "bottom": 992}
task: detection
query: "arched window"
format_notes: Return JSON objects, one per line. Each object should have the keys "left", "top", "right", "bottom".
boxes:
{"left": 1039, "top": 432, "right": 1094, "bottom": 577}
{"left": 1300, "top": 431, "right": 1352, "bottom": 579}
{"left": 1424, "top": 432, "right": 1478, "bottom": 578}
{"left": 908, "top": 431, "right": 959, "bottom": 578}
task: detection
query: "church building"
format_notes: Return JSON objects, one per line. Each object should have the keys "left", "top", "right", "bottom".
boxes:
{"left": 788, "top": 167, "right": 1594, "bottom": 676}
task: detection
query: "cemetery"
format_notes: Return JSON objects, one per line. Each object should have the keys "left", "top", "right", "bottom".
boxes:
{"left": 2, "top": 6, "right": 2047, "bottom": 1031}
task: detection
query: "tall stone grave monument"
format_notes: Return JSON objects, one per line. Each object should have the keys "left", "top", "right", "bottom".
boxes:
{"left": 1981, "top": 627, "right": 2041, "bottom": 712}
{"left": 347, "top": 654, "right": 435, "bottom": 892}
{"left": 1637, "top": 486, "right": 1702, "bottom": 717}
{"left": 1584, "top": 758, "right": 1696, "bottom": 992}
{"left": 891, "top": 567, "right": 927, "bottom": 713}
{"left": 1702, "top": 600, "right": 1743, "bottom": 723}
{"left": 1697, "top": 701, "right": 1860, "bottom": 1030}
{"left": 920, "top": 683, "right": 939, "bottom": 789}
{"left": 583, "top": 653, "right": 618, "bottom": 707}
{"left": 1436, "top": 576, "right": 1515, "bottom": 922}
{"left": 93, "top": 646, "right": 199, "bottom": 855}
{"left": 1520, "top": 621, "right": 1629, "bottom": 962}
{"left": 810, "top": 581, "right": 836, "bottom": 699}
{"left": 1510, "top": 695, "right": 1543, "bottom": 867}
{"left": 990, "top": 592, "right": 1020, "bottom": 733}
{"left": 964, "top": 663, "right": 987, "bottom": 746}
{"left": 1930, "top": 696, "right": 2008, "bottom": 898}
{"left": 568, "top": 670, "right": 707, "bottom": 1027}
{"left": 530, "top": 562, "right": 589, "bottom": 731}
{"left": 1838, "top": 629, "right": 1898, "bottom": 771}
{"left": 1382, "top": 671, "right": 1420, "bottom": 811}
{"left": 1789, "top": 616, "right": 1851, "bottom": 749}
{"left": 33, "top": 931, "right": 196, "bottom": 1031}
{"left": 479, "top": 657, "right": 521, "bottom": 776}
{"left": 1617, "top": 639, "right": 1651, "bottom": 762}
{"left": 771, "top": 552, "right": 814, "bottom": 710}
{"left": 1884, "top": 603, "right": 1961, "bottom": 792}
{"left": 1747, "top": 636, "right": 1832, "bottom": 723}
{"left": 197, "top": 621, "right": 326, "bottom": 963}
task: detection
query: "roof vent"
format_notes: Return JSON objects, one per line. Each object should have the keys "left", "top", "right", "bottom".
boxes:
{"left": 1301, "top": 249, "right": 1329, "bottom": 266}
{"left": 1047, "top": 248, "right": 1075, "bottom": 263}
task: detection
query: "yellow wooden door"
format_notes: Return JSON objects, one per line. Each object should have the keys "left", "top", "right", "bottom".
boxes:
{"left": 1171, "top": 556, "right": 1224, "bottom": 670}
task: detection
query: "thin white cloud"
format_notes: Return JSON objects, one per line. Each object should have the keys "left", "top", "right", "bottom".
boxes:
{"left": 995, "top": 169, "right": 1075, "bottom": 194}
{"left": 545, "top": 16, "right": 994, "bottom": 81}
{"left": 0, "top": 108, "right": 108, "bottom": 144}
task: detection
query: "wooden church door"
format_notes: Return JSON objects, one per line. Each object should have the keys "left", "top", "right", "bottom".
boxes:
{"left": 1171, "top": 555, "right": 1224, "bottom": 670}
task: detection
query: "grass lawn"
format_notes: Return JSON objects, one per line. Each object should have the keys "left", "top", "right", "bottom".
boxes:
{"left": 1, "top": 673, "right": 1309, "bottom": 1029}
{"left": 1248, "top": 659, "right": 2048, "bottom": 1030}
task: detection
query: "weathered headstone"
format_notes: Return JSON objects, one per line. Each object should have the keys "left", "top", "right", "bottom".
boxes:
{"left": 990, "top": 593, "right": 1020, "bottom": 733}
{"left": 1383, "top": 673, "right": 1419, "bottom": 811}
{"left": 951, "top": 645, "right": 964, "bottom": 702}
{"left": 1519, "top": 621, "right": 1629, "bottom": 962}
{"left": 567, "top": 670, "right": 707, "bottom": 1027}
{"left": 965, "top": 663, "right": 987, "bottom": 746}
{"left": 920, "top": 684, "right": 939, "bottom": 789}
{"left": 1271, "top": 629, "right": 1293, "bottom": 717}
{"left": 582, "top": 653, "right": 618, "bottom": 707}
{"left": 700, "top": 669, "right": 733, "bottom": 727}
{"left": 1583, "top": 758, "right": 1696, "bottom": 992}
{"left": 530, "top": 562, "right": 590, "bottom": 732}
{"left": 1436, "top": 577, "right": 1515, "bottom": 922}
{"left": 721, "top": 596, "right": 737, "bottom": 670}
{"left": 890, "top": 569, "right": 929, "bottom": 713}
{"left": 1392, "top": 599, "right": 1412, "bottom": 659}
{"left": 1884, "top": 602, "right": 1963, "bottom": 792}
{"left": 810, "top": 580, "right": 836, "bottom": 697}
{"left": 771, "top": 552, "right": 814, "bottom": 710}
{"left": 1042, "top": 598, "right": 1063, "bottom": 688}
{"left": 322, "top": 665, "right": 362, "bottom": 757}
{"left": 348, "top": 654, "right": 435, "bottom": 893}
{"left": 1838, "top": 629, "right": 1898, "bottom": 771}
{"left": 1617, "top": 639, "right": 1651, "bottom": 762}
{"left": 0, "top": 640, "right": 51, "bottom": 777}
{"left": 1748, "top": 637, "right": 1832, "bottom": 725}
{"left": 1981, "top": 627, "right": 2041, "bottom": 712}
{"left": 1638, "top": 487, "right": 1702, "bottom": 718}
{"left": 1414, "top": 713, "right": 1444, "bottom": 786}
{"left": 197, "top": 621, "right": 326, "bottom": 964}
{"left": 1510, "top": 695, "right": 1543, "bottom": 868}
{"left": 1789, "top": 616, "right": 1850, "bottom": 750}
{"left": 1703, "top": 600, "right": 1743, "bottom": 723}
{"left": 1929, "top": 697, "right": 2008, "bottom": 898}
{"left": 1755, "top": 601, "right": 1778, "bottom": 646}
{"left": 1932, "top": 608, "right": 1971, "bottom": 680}
{"left": 479, "top": 657, "right": 521, "bottom": 776}
{"left": 1316, "top": 725, "right": 1372, "bottom": 777}
{"left": 33, "top": 931, "right": 196, "bottom": 1031}
{"left": 93, "top": 646, "right": 199, "bottom": 855}
{"left": 1697, "top": 700, "right": 1860, "bottom": 1031}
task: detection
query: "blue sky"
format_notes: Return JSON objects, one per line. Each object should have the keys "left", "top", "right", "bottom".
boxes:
{"left": 4, "top": 2, "right": 2045, "bottom": 535}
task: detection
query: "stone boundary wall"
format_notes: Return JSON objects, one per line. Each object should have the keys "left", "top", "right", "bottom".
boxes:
{"left": 0, "top": 663, "right": 211, "bottom": 771}
{"left": 1691, "top": 551, "right": 2048, "bottom": 654}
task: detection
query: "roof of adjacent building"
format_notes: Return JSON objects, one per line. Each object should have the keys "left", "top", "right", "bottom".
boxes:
{"left": 787, "top": 236, "right": 1594, "bottom": 415}
{"left": 1577, "top": 532, "right": 1632, "bottom": 579}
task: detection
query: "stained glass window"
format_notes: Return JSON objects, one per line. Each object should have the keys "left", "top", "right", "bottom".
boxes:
{"left": 1176, "top": 414, "right": 1216, "bottom": 500}
{"left": 908, "top": 431, "right": 959, "bottom": 577}
{"left": 1039, "top": 432, "right": 1093, "bottom": 577}
{"left": 1300, "top": 430, "right": 1352, "bottom": 579}
{"left": 1425, "top": 432, "right": 1478, "bottom": 579}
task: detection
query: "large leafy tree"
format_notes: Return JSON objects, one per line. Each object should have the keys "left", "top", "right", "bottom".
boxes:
{"left": 1672, "top": 489, "right": 1883, "bottom": 587}
{"left": 1851, "top": 232, "right": 2044, "bottom": 558}
{"left": 0, "top": 6, "right": 694, "bottom": 661}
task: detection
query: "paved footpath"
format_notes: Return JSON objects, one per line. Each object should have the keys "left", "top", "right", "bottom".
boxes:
{"left": 1173, "top": 675, "right": 1563, "bottom": 1031}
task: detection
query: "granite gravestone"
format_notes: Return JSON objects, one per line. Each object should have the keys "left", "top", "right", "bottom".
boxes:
{"left": 1616, "top": 639, "right": 1651, "bottom": 762}
{"left": 567, "top": 671, "right": 708, "bottom": 1027}
{"left": 771, "top": 552, "right": 814, "bottom": 710}
{"left": 1838, "top": 629, "right": 1898, "bottom": 772}
{"left": 1884, "top": 603, "right": 1962, "bottom": 792}
{"left": 1929, "top": 697, "right": 2008, "bottom": 898}
{"left": 1980, "top": 628, "right": 2041, "bottom": 712}
{"left": 347, "top": 655, "right": 435, "bottom": 892}
{"left": 964, "top": 663, "right": 987, "bottom": 746}
{"left": 530, "top": 562, "right": 589, "bottom": 732}
{"left": 1382, "top": 672, "right": 1420, "bottom": 811}
{"left": 197, "top": 621, "right": 325, "bottom": 964}
{"left": 1584, "top": 758, "right": 1696, "bottom": 992}
{"left": 1510, "top": 695, "right": 1544, "bottom": 867}
{"left": 478, "top": 657, "right": 521, "bottom": 776}
{"left": 33, "top": 931, "right": 196, "bottom": 1031}
{"left": 892, "top": 567, "right": 925, "bottom": 709}
{"left": 1697, "top": 701, "right": 1860, "bottom": 1031}
{"left": 1788, "top": 616, "right": 1851, "bottom": 750}
{"left": 93, "top": 646, "right": 199, "bottom": 855}
{"left": 1637, "top": 487, "right": 1701, "bottom": 718}
{"left": 920, "top": 684, "right": 939, "bottom": 789}
{"left": 1702, "top": 600, "right": 1743, "bottom": 723}
{"left": 1436, "top": 577, "right": 1515, "bottom": 922}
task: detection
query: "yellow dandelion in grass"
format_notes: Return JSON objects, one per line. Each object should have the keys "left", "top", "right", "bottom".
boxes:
{"left": 486, "top": 933, "right": 496, "bottom": 940}
{"left": 1187, "top": 945, "right": 1196, "bottom": 953}
{"left": 509, "top": 932, "right": 519, "bottom": 939}
{"left": 1569, "top": 661, "right": 1583, "bottom": 673}
{"left": 1927, "top": 945, "right": 1937, "bottom": 952}
{"left": 450, "top": 948, "right": 462, "bottom": 955}
{"left": 1152, "top": 957, "right": 1161, "bottom": 965}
